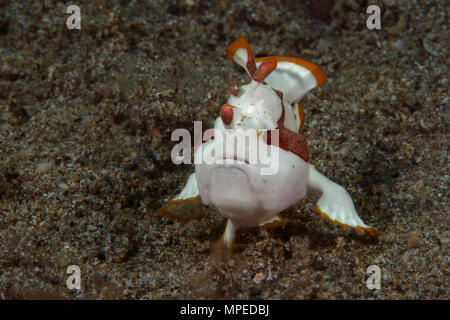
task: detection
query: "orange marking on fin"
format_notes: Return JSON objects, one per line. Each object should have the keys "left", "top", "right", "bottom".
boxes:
{"left": 298, "top": 103, "right": 305, "bottom": 131}
{"left": 293, "top": 102, "right": 305, "bottom": 132}
{"left": 226, "top": 37, "right": 257, "bottom": 75}
{"left": 255, "top": 56, "right": 326, "bottom": 86}
{"left": 263, "top": 214, "right": 289, "bottom": 228}
{"left": 157, "top": 195, "right": 203, "bottom": 223}
{"left": 314, "top": 204, "right": 381, "bottom": 237}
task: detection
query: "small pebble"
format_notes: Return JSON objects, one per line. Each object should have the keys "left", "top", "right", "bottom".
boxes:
{"left": 253, "top": 272, "right": 266, "bottom": 284}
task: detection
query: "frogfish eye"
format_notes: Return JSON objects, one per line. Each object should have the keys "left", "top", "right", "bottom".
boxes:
{"left": 220, "top": 103, "right": 234, "bottom": 126}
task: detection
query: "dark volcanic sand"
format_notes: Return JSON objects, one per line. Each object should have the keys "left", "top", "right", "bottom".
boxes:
{"left": 0, "top": 0, "right": 448, "bottom": 299}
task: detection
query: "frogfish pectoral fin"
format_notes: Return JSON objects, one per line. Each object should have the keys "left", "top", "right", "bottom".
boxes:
{"left": 157, "top": 173, "right": 204, "bottom": 222}
{"left": 307, "top": 165, "right": 381, "bottom": 237}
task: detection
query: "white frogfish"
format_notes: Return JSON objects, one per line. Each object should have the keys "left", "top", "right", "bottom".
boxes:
{"left": 159, "top": 37, "right": 380, "bottom": 246}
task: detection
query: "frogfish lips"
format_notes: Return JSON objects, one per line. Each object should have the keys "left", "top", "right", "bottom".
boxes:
{"left": 207, "top": 165, "right": 258, "bottom": 217}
